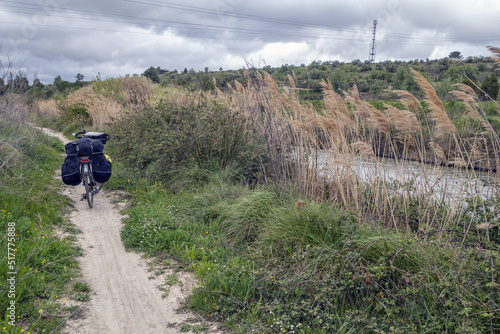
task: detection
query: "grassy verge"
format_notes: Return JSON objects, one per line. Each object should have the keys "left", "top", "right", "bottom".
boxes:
{"left": 0, "top": 119, "right": 84, "bottom": 333}
{"left": 107, "top": 164, "right": 499, "bottom": 333}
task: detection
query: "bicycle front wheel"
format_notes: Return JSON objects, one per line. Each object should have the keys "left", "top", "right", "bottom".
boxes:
{"left": 83, "top": 173, "right": 94, "bottom": 208}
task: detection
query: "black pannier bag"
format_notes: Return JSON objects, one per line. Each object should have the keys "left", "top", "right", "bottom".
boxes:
{"left": 61, "top": 138, "right": 111, "bottom": 185}
{"left": 61, "top": 155, "right": 81, "bottom": 186}
{"left": 89, "top": 139, "right": 112, "bottom": 183}
{"left": 65, "top": 138, "right": 93, "bottom": 156}
{"left": 92, "top": 152, "right": 112, "bottom": 183}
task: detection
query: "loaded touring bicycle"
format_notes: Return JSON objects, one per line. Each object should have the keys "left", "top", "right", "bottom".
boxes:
{"left": 61, "top": 130, "right": 112, "bottom": 208}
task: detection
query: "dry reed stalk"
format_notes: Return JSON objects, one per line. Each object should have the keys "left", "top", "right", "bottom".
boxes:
{"left": 411, "top": 68, "right": 457, "bottom": 136}
{"left": 118, "top": 76, "right": 157, "bottom": 104}
{"left": 36, "top": 99, "right": 59, "bottom": 118}
{"left": 428, "top": 141, "right": 446, "bottom": 162}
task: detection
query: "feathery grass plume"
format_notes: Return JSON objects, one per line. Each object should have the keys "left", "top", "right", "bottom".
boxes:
{"left": 411, "top": 68, "right": 457, "bottom": 136}
{"left": 319, "top": 115, "right": 340, "bottom": 135}
{"left": 385, "top": 103, "right": 415, "bottom": 132}
{"left": 263, "top": 72, "right": 280, "bottom": 100}
{"left": 454, "top": 83, "right": 478, "bottom": 97}
{"left": 213, "top": 77, "right": 224, "bottom": 96}
{"left": 393, "top": 90, "right": 422, "bottom": 113}
{"left": 227, "top": 82, "right": 237, "bottom": 94}
{"left": 291, "top": 120, "right": 313, "bottom": 137}
{"left": 321, "top": 79, "right": 355, "bottom": 126}
{"left": 428, "top": 141, "right": 446, "bottom": 162}
{"left": 36, "top": 99, "right": 59, "bottom": 118}
{"left": 255, "top": 71, "right": 263, "bottom": 83}
{"left": 347, "top": 84, "right": 362, "bottom": 104}
{"left": 362, "top": 101, "right": 390, "bottom": 135}
{"left": 287, "top": 74, "right": 298, "bottom": 100}
{"left": 448, "top": 86, "right": 488, "bottom": 126}
{"left": 243, "top": 69, "right": 252, "bottom": 86}
{"left": 318, "top": 115, "right": 343, "bottom": 149}
{"left": 303, "top": 114, "right": 323, "bottom": 129}
{"left": 234, "top": 80, "right": 245, "bottom": 95}
{"left": 351, "top": 141, "right": 376, "bottom": 158}
{"left": 402, "top": 110, "right": 421, "bottom": 130}
{"left": 487, "top": 45, "right": 500, "bottom": 62}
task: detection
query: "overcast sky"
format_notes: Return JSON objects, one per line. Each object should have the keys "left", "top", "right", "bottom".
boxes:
{"left": 1, "top": 0, "right": 499, "bottom": 84}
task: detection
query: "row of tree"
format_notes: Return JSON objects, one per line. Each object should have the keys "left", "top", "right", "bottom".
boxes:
{"left": 7, "top": 55, "right": 498, "bottom": 102}
{"left": 141, "top": 56, "right": 499, "bottom": 101}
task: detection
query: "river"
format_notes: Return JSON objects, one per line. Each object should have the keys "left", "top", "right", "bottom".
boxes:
{"left": 315, "top": 152, "right": 500, "bottom": 206}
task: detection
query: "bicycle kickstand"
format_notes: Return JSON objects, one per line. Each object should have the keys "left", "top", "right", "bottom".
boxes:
{"left": 80, "top": 193, "right": 87, "bottom": 201}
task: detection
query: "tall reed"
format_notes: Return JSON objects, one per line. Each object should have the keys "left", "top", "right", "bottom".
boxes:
{"left": 217, "top": 67, "right": 500, "bottom": 235}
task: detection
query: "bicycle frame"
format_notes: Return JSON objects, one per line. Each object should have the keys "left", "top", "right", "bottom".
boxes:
{"left": 79, "top": 155, "right": 103, "bottom": 208}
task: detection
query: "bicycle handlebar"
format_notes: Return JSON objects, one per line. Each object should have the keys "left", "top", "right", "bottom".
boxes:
{"left": 72, "top": 129, "right": 110, "bottom": 143}
{"left": 72, "top": 129, "right": 87, "bottom": 139}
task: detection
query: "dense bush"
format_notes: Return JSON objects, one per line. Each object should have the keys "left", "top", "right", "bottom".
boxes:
{"left": 108, "top": 99, "right": 266, "bottom": 188}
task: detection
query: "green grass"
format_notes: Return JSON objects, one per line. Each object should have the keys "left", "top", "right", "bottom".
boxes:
{"left": 115, "top": 165, "right": 500, "bottom": 333}
{"left": 0, "top": 119, "right": 82, "bottom": 333}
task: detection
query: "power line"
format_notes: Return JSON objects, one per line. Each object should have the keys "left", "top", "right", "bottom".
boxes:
{"left": 0, "top": 0, "right": 498, "bottom": 48}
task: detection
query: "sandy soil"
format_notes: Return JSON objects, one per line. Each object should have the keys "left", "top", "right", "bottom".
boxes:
{"left": 35, "top": 127, "right": 222, "bottom": 334}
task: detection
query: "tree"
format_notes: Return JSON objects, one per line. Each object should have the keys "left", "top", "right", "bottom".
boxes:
{"left": 481, "top": 72, "right": 499, "bottom": 100}
{"left": 75, "top": 73, "right": 84, "bottom": 82}
{"left": 391, "top": 66, "right": 420, "bottom": 96}
{"left": 9, "top": 73, "right": 29, "bottom": 93}
{"left": 142, "top": 66, "right": 160, "bottom": 83}
{"left": 53, "top": 75, "right": 62, "bottom": 85}
{"left": 449, "top": 51, "right": 463, "bottom": 59}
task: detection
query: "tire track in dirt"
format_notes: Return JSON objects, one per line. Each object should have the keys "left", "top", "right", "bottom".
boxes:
{"left": 61, "top": 187, "right": 198, "bottom": 333}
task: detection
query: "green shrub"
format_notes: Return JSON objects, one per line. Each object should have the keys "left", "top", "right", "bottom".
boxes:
{"left": 261, "top": 200, "right": 355, "bottom": 255}
{"left": 222, "top": 190, "right": 278, "bottom": 245}
{"left": 108, "top": 100, "right": 265, "bottom": 186}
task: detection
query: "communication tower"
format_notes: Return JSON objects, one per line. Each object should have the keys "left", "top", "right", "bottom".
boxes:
{"left": 369, "top": 20, "right": 377, "bottom": 63}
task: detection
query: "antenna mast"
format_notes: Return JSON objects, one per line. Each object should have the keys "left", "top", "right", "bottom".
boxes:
{"left": 369, "top": 20, "right": 377, "bottom": 63}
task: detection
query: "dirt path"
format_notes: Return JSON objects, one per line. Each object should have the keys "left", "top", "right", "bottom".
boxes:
{"left": 36, "top": 127, "right": 221, "bottom": 334}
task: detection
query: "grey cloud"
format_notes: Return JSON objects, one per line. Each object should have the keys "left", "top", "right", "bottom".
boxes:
{"left": 1, "top": 0, "right": 498, "bottom": 84}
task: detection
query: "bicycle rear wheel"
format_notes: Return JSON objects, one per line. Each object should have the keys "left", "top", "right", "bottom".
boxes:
{"left": 83, "top": 173, "right": 94, "bottom": 208}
